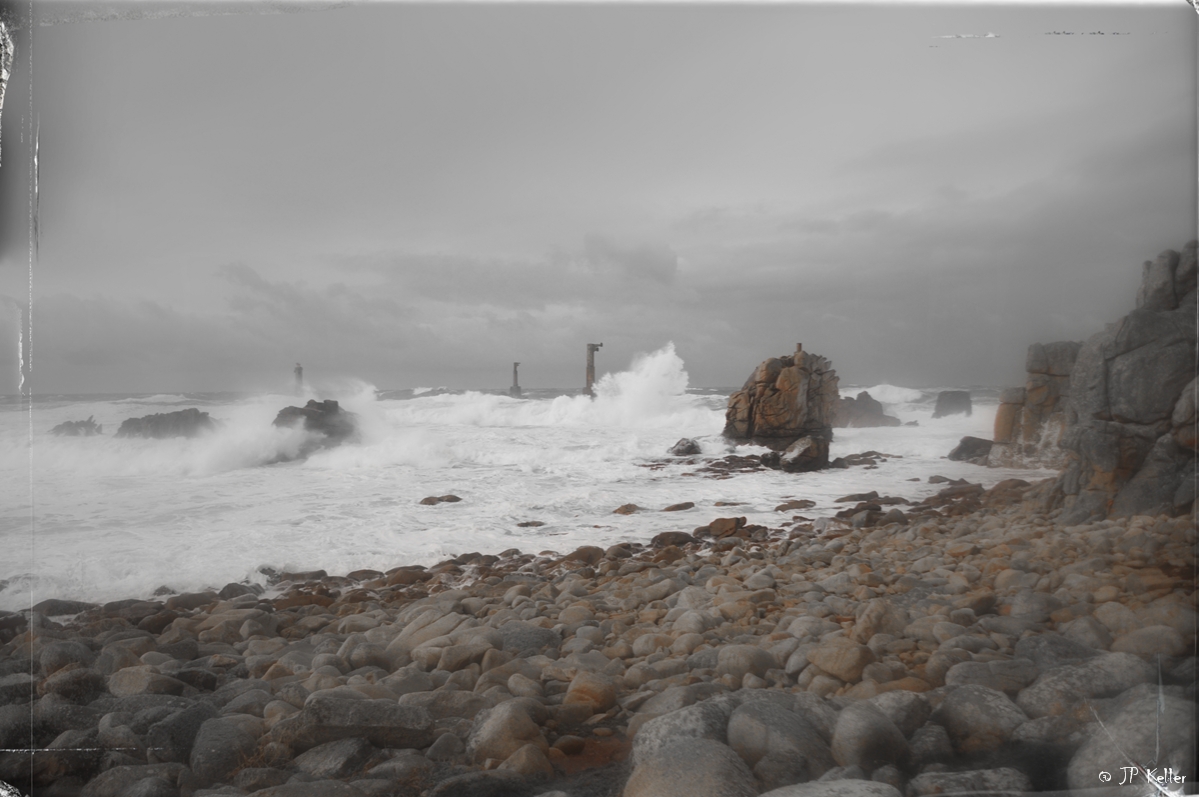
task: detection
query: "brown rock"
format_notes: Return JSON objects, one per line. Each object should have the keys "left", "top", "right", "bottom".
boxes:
{"left": 723, "top": 344, "right": 838, "bottom": 465}
{"left": 498, "top": 742, "right": 554, "bottom": 777}
{"left": 563, "top": 671, "right": 618, "bottom": 714}
{"left": 808, "top": 639, "right": 876, "bottom": 683}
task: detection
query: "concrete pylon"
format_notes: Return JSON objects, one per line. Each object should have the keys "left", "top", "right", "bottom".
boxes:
{"left": 510, "top": 362, "right": 522, "bottom": 397}
{"left": 585, "top": 343, "right": 603, "bottom": 397}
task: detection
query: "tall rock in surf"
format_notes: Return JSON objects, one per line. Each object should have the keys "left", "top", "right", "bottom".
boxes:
{"left": 987, "top": 341, "right": 1080, "bottom": 469}
{"left": 932, "top": 390, "right": 972, "bottom": 419}
{"left": 723, "top": 344, "right": 838, "bottom": 471}
{"left": 1055, "top": 242, "right": 1198, "bottom": 523}
{"left": 273, "top": 399, "right": 358, "bottom": 452}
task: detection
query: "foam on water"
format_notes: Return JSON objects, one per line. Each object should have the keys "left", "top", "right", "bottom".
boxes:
{"left": 0, "top": 346, "right": 1048, "bottom": 610}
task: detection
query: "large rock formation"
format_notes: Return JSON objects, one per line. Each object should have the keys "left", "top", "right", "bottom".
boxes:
{"left": 114, "top": 408, "right": 216, "bottom": 439}
{"left": 50, "top": 417, "right": 103, "bottom": 436}
{"left": 834, "top": 392, "right": 901, "bottom": 428}
{"left": 273, "top": 399, "right": 358, "bottom": 446}
{"left": 1056, "top": 242, "right": 1198, "bottom": 523}
{"left": 723, "top": 344, "right": 838, "bottom": 469}
{"left": 987, "top": 342, "right": 1080, "bottom": 469}
{"left": 932, "top": 390, "right": 972, "bottom": 419}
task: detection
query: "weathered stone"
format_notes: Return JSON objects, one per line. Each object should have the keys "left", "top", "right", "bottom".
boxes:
{"left": 1109, "top": 625, "right": 1186, "bottom": 659}
{"left": 293, "top": 737, "right": 375, "bottom": 779}
{"left": 726, "top": 699, "right": 835, "bottom": 783}
{"left": 906, "top": 722, "right": 954, "bottom": 768}
{"left": 467, "top": 698, "right": 548, "bottom": 764}
{"left": 758, "top": 782, "right": 902, "bottom": 797}
{"left": 424, "top": 769, "right": 532, "bottom": 797}
{"left": 625, "top": 737, "right": 757, "bottom": 797}
{"left": 397, "top": 690, "right": 487, "bottom": 720}
{"left": 107, "top": 667, "right": 185, "bottom": 698}
{"left": 252, "top": 782, "right": 368, "bottom": 797}
{"left": 1016, "top": 652, "right": 1155, "bottom": 718}
{"left": 39, "top": 667, "right": 107, "bottom": 704}
{"left": 716, "top": 645, "right": 779, "bottom": 682}
{"left": 670, "top": 438, "right": 702, "bottom": 456}
{"left": 724, "top": 345, "right": 838, "bottom": 466}
{"left": 830, "top": 701, "right": 907, "bottom": 770}
{"left": 1067, "top": 692, "right": 1198, "bottom": 791}
{"left": 943, "top": 659, "right": 1039, "bottom": 695}
{"left": 930, "top": 685, "right": 1028, "bottom": 754}
{"left": 78, "top": 763, "right": 185, "bottom": 797}
{"left": 1058, "top": 245, "right": 1198, "bottom": 522}
{"left": 498, "top": 742, "right": 554, "bottom": 778}
{"left": 563, "top": 670, "right": 617, "bottom": 714}
{"left": 908, "top": 767, "right": 1033, "bottom": 797}
{"left": 270, "top": 695, "right": 436, "bottom": 752}
{"left": 932, "top": 391, "right": 972, "bottom": 419}
{"left": 947, "top": 436, "right": 992, "bottom": 464}
{"left": 146, "top": 701, "right": 219, "bottom": 764}
{"left": 631, "top": 699, "right": 734, "bottom": 765}
{"left": 808, "top": 639, "right": 875, "bottom": 683}
{"left": 189, "top": 717, "right": 259, "bottom": 785}
{"left": 866, "top": 691, "right": 930, "bottom": 738}
{"left": 496, "top": 621, "right": 560, "bottom": 654}
{"left": 850, "top": 601, "right": 908, "bottom": 644}
{"left": 835, "top": 392, "right": 902, "bottom": 428}
{"left": 116, "top": 407, "right": 216, "bottom": 439}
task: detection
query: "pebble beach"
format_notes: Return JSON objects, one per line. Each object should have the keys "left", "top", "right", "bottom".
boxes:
{"left": 1, "top": 467, "right": 1195, "bottom": 797}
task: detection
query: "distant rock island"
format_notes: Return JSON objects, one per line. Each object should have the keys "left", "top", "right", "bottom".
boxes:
{"left": 49, "top": 416, "right": 103, "bottom": 436}
{"left": 114, "top": 408, "right": 216, "bottom": 439}
{"left": 834, "top": 391, "right": 901, "bottom": 428}
{"left": 932, "top": 390, "right": 971, "bottom": 419}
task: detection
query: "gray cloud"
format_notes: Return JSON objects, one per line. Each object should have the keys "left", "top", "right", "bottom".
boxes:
{"left": 1, "top": 3, "right": 1195, "bottom": 395}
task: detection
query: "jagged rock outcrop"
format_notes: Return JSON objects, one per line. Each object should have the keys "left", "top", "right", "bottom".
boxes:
{"left": 834, "top": 392, "right": 901, "bottom": 428}
{"left": 1055, "top": 242, "right": 1198, "bottom": 523}
{"left": 723, "top": 344, "right": 838, "bottom": 468}
{"left": 273, "top": 399, "right": 358, "bottom": 446}
{"left": 114, "top": 408, "right": 216, "bottom": 439}
{"left": 987, "top": 342, "right": 1080, "bottom": 469}
{"left": 948, "top": 436, "right": 993, "bottom": 465}
{"left": 932, "top": 391, "right": 972, "bottom": 419}
{"left": 50, "top": 417, "right": 103, "bottom": 436}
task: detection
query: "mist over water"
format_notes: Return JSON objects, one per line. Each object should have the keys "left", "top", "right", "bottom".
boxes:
{"left": 0, "top": 344, "right": 1041, "bottom": 611}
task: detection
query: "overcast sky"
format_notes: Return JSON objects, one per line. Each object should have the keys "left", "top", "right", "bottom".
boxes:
{"left": 0, "top": 1, "right": 1195, "bottom": 394}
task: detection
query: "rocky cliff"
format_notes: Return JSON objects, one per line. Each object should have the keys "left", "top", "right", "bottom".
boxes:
{"left": 723, "top": 344, "right": 838, "bottom": 469}
{"left": 1055, "top": 242, "right": 1198, "bottom": 523}
{"left": 987, "top": 341, "right": 1080, "bottom": 469}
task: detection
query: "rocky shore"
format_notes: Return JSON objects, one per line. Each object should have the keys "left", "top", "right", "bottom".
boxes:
{"left": 2, "top": 475, "right": 1195, "bottom": 797}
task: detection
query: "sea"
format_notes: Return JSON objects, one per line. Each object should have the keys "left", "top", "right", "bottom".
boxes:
{"left": 0, "top": 344, "right": 1053, "bottom": 613}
